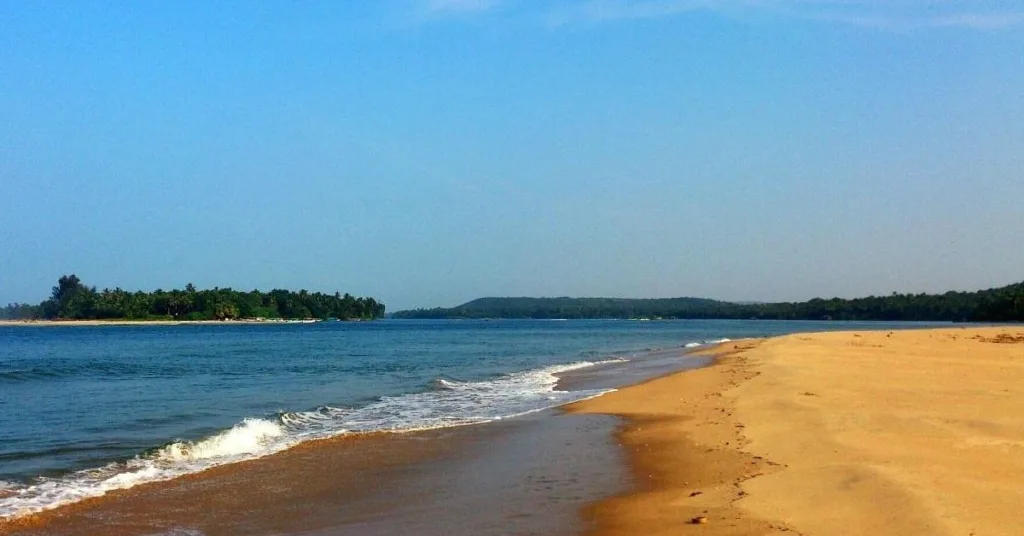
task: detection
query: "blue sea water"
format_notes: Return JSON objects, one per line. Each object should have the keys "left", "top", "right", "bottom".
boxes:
{"left": 0, "top": 319, "right": 940, "bottom": 518}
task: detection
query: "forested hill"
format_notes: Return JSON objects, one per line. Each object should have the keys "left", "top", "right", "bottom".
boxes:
{"left": 1, "top": 275, "right": 386, "bottom": 321}
{"left": 391, "top": 281, "right": 1024, "bottom": 322}
{"left": 394, "top": 297, "right": 728, "bottom": 320}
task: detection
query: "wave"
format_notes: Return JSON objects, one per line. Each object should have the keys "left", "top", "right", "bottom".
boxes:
{"left": 682, "top": 338, "right": 733, "bottom": 350}
{"left": 428, "top": 375, "right": 466, "bottom": 391}
{"left": 0, "top": 485, "right": 15, "bottom": 503}
{"left": 157, "top": 419, "right": 287, "bottom": 462}
{"left": 0, "top": 368, "right": 61, "bottom": 382}
{"left": 0, "top": 361, "right": 190, "bottom": 383}
{"left": 0, "top": 359, "right": 319, "bottom": 384}
{"left": 0, "top": 358, "right": 627, "bottom": 520}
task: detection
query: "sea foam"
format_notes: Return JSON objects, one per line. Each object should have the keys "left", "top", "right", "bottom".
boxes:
{"left": 158, "top": 418, "right": 287, "bottom": 461}
{"left": 0, "top": 358, "right": 627, "bottom": 520}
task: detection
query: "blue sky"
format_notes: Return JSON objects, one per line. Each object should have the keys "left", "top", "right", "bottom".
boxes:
{"left": 1, "top": 1, "right": 1022, "bottom": 310}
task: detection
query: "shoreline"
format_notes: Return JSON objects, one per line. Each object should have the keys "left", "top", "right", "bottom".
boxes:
{"left": 1, "top": 404, "right": 629, "bottom": 536}
{"left": 0, "top": 427, "right": 487, "bottom": 535}
{"left": 566, "top": 340, "right": 784, "bottom": 534}
{"left": 569, "top": 326, "right": 1024, "bottom": 535}
{"left": 10, "top": 324, "right": 1018, "bottom": 534}
{"left": 1, "top": 344, "right": 720, "bottom": 535}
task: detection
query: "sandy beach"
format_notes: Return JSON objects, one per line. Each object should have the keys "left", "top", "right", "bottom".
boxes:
{"left": 570, "top": 326, "right": 1024, "bottom": 535}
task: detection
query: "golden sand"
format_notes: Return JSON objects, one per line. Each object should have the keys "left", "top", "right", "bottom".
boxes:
{"left": 569, "top": 327, "right": 1024, "bottom": 535}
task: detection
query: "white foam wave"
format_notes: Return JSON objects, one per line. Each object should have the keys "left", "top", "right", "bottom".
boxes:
{"left": 152, "top": 529, "right": 206, "bottom": 536}
{"left": 158, "top": 418, "right": 286, "bottom": 461}
{"left": 0, "top": 481, "right": 16, "bottom": 499}
{"left": 683, "top": 338, "right": 734, "bottom": 350}
{"left": 0, "top": 358, "right": 627, "bottom": 520}
{"left": 431, "top": 378, "right": 461, "bottom": 390}
{"left": 0, "top": 420, "right": 304, "bottom": 520}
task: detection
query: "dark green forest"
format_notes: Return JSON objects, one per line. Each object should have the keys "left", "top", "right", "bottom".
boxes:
{"left": 1, "top": 275, "right": 385, "bottom": 321}
{"left": 392, "top": 281, "right": 1024, "bottom": 322}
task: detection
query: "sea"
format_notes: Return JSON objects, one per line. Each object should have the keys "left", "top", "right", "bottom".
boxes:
{"left": 0, "top": 319, "right": 942, "bottom": 521}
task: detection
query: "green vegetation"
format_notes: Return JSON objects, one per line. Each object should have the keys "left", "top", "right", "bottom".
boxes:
{"left": 1, "top": 275, "right": 385, "bottom": 321}
{"left": 394, "top": 297, "right": 724, "bottom": 320}
{"left": 392, "top": 281, "right": 1024, "bottom": 322}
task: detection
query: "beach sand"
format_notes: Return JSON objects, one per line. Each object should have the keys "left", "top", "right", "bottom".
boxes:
{"left": 569, "top": 326, "right": 1024, "bottom": 535}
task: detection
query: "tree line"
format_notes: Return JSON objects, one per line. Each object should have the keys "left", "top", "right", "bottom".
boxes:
{"left": 391, "top": 281, "right": 1024, "bottom": 322}
{"left": 1, "top": 275, "right": 386, "bottom": 321}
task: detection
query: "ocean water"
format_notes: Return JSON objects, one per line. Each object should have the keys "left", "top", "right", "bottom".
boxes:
{"left": 0, "top": 319, "right": 939, "bottom": 519}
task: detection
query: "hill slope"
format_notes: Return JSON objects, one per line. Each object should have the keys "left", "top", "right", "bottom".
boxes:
{"left": 392, "top": 281, "right": 1024, "bottom": 321}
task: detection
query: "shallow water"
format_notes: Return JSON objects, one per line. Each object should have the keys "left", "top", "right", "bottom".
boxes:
{"left": 0, "top": 319, "right": 943, "bottom": 518}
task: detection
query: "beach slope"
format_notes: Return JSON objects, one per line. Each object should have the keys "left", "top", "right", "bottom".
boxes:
{"left": 570, "top": 327, "right": 1024, "bottom": 535}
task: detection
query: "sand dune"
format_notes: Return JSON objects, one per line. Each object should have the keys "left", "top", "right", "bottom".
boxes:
{"left": 571, "top": 327, "right": 1024, "bottom": 535}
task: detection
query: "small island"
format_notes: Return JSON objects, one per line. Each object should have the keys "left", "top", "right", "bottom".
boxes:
{"left": 1, "top": 275, "right": 385, "bottom": 323}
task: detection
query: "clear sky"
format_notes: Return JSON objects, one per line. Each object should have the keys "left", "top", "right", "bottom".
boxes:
{"left": 1, "top": 1, "right": 1022, "bottom": 310}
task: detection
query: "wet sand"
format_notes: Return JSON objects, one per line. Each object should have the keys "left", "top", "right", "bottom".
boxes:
{"left": 2, "top": 415, "right": 625, "bottom": 536}
{"left": 314, "top": 412, "right": 626, "bottom": 536}
{"left": 570, "top": 326, "right": 1024, "bottom": 535}
{"left": 2, "top": 429, "right": 467, "bottom": 535}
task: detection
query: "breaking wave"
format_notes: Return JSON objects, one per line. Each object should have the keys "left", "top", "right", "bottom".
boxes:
{"left": 682, "top": 337, "right": 734, "bottom": 350}
{"left": 0, "top": 358, "right": 627, "bottom": 520}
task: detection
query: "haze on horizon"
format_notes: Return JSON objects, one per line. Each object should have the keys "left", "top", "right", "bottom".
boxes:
{"left": 1, "top": 1, "right": 1022, "bottom": 311}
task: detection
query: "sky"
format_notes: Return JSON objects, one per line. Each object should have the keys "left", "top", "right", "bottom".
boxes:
{"left": 1, "top": 1, "right": 1022, "bottom": 311}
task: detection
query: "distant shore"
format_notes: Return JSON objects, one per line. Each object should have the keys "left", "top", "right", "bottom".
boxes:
{"left": 569, "top": 326, "right": 1024, "bottom": 535}
{"left": 0, "top": 319, "right": 324, "bottom": 327}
